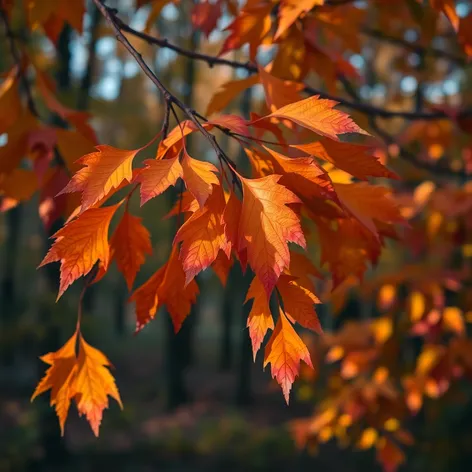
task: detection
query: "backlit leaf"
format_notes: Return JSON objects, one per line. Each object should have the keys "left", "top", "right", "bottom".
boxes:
{"left": 264, "top": 309, "right": 313, "bottom": 403}
{"left": 39, "top": 203, "right": 121, "bottom": 299}
{"left": 238, "top": 174, "right": 306, "bottom": 297}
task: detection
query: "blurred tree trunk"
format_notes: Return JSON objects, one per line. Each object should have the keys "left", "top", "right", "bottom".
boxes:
{"left": 0, "top": 34, "right": 21, "bottom": 365}
{"left": 77, "top": 5, "right": 101, "bottom": 111}
{"left": 235, "top": 84, "right": 254, "bottom": 405}
{"left": 219, "top": 264, "right": 236, "bottom": 371}
{"left": 235, "top": 268, "right": 254, "bottom": 406}
{"left": 162, "top": 3, "right": 200, "bottom": 408}
{"left": 31, "top": 25, "right": 72, "bottom": 471}
{"left": 78, "top": 5, "right": 101, "bottom": 316}
{"left": 114, "top": 277, "right": 128, "bottom": 336}
{"left": 0, "top": 207, "right": 21, "bottom": 365}
{"left": 177, "top": 22, "right": 200, "bottom": 371}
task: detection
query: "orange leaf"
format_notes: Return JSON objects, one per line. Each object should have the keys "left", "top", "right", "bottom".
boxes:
{"left": 206, "top": 75, "right": 259, "bottom": 116}
{"left": 110, "top": 209, "right": 152, "bottom": 290}
{"left": 158, "top": 245, "right": 200, "bottom": 332}
{"left": 138, "top": 155, "right": 183, "bottom": 205}
{"left": 245, "top": 276, "right": 275, "bottom": 359}
{"left": 39, "top": 203, "right": 121, "bottom": 299}
{"left": 293, "top": 139, "right": 398, "bottom": 180}
{"left": 212, "top": 251, "right": 233, "bottom": 286}
{"left": 219, "top": 3, "right": 272, "bottom": 60}
{"left": 131, "top": 265, "right": 166, "bottom": 332}
{"left": 333, "top": 182, "right": 404, "bottom": 237}
{"left": 191, "top": 0, "right": 221, "bottom": 37}
{"left": 275, "top": 0, "right": 324, "bottom": 40}
{"left": 430, "top": 0, "right": 459, "bottom": 31}
{"left": 157, "top": 120, "right": 203, "bottom": 158}
{"left": 174, "top": 185, "right": 228, "bottom": 284}
{"left": 316, "top": 217, "right": 380, "bottom": 287}
{"left": 32, "top": 331, "right": 122, "bottom": 437}
{"left": 258, "top": 66, "right": 304, "bottom": 112}
{"left": 277, "top": 274, "right": 322, "bottom": 333}
{"left": 238, "top": 174, "right": 306, "bottom": 297}
{"left": 262, "top": 145, "right": 337, "bottom": 204}
{"left": 0, "top": 67, "right": 22, "bottom": 135}
{"left": 74, "top": 336, "right": 123, "bottom": 437}
{"left": 60, "top": 145, "right": 139, "bottom": 213}
{"left": 132, "top": 245, "right": 200, "bottom": 333}
{"left": 256, "top": 95, "right": 369, "bottom": 141}
{"left": 286, "top": 251, "right": 323, "bottom": 289}
{"left": 207, "top": 114, "right": 250, "bottom": 136}
{"left": 181, "top": 148, "right": 219, "bottom": 208}
{"left": 31, "top": 331, "right": 78, "bottom": 435}
{"left": 264, "top": 309, "right": 313, "bottom": 403}
{"left": 164, "top": 190, "right": 200, "bottom": 219}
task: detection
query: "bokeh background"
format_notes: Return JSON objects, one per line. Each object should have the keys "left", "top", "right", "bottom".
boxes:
{"left": 1, "top": 0, "right": 472, "bottom": 471}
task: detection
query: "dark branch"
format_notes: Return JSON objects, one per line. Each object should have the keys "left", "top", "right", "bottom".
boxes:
{"left": 115, "top": 20, "right": 471, "bottom": 122}
{"left": 93, "top": 0, "right": 241, "bottom": 189}
{"left": 0, "top": 6, "right": 69, "bottom": 174}
{"left": 0, "top": 8, "right": 39, "bottom": 116}
{"left": 338, "top": 75, "right": 469, "bottom": 180}
{"left": 363, "top": 28, "right": 466, "bottom": 66}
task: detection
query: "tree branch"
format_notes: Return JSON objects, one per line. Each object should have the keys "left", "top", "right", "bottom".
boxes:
{"left": 363, "top": 28, "right": 466, "bottom": 66}
{"left": 0, "top": 6, "right": 69, "bottom": 174}
{"left": 92, "top": 0, "right": 241, "bottom": 190}
{"left": 1, "top": 8, "right": 38, "bottom": 116}
{"left": 114, "top": 19, "right": 471, "bottom": 122}
{"left": 338, "top": 74, "right": 469, "bottom": 180}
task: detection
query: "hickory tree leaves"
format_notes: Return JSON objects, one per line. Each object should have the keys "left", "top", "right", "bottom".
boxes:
{"left": 32, "top": 89, "right": 400, "bottom": 433}
{"left": 4, "top": 0, "right": 467, "bottom": 453}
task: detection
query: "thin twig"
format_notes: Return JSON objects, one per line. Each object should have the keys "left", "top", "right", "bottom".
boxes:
{"left": 1, "top": 6, "right": 70, "bottom": 174}
{"left": 114, "top": 17, "right": 472, "bottom": 122}
{"left": 338, "top": 74, "right": 469, "bottom": 180}
{"left": 93, "top": 0, "right": 242, "bottom": 190}
{"left": 1, "top": 8, "right": 38, "bottom": 116}
{"left": 363, "top": 28, "right": 466, "bottom": 65}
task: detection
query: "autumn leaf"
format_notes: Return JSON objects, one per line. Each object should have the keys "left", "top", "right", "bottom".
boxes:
{"left": 258, "top": 66, "right": 304, "bottom": 112}
{"left": 207, "top": 114, "right": 250, "bottom": 136}
{"left": 254, "top": 95, "right": 369, "bottom": 141}
{"left": 110, "top": 209, "right": 152, "bottom": 290}
{"left": 245, "top": 276, "right": 275, "bottom": 359}
{"left": 275, "top": 0, "right": 324, "bottom": 40}
{"left": 165, "top": 190, "right": 200, "bottom": 219}
{"left": 212, "top": 251, "right": 233, "bottom": 286}
{"left": 0, "top": 67, "right": 22, "bottom": 134}
{"left": 286, "top": 251, "right": 323, "bottom": 290}
{"left": 219, "top": 2, "right": 272, "bottom": 60}
{"left": 131, "top": 265, "right": 166, "bottom": 332}
{"left": 264, "top": 309, "right": 313, "bottom": 403}
{"left": 181, "top": 148, "right": 219, "bottom": 208}
{"left": 39, "top": 203, "right": 121, "bottom": 299}
{"left": 32, "top": 331, "right": 122, "bottom": 436}
{"left": 60, "top": 145, "right": 139, "bottom": 213}
{"left": 158, "top": 245, "right": 200, "bottom": 332}
{"left": 316, "top": 217, "right": 381, "bottom": 287}
{"left": 191, "top": 0, "right": 221, "bottom": 37}
{"left": 333, "top": 182, "right": 405, "bottom": 238}
{"left": 174, "top": 184, "right": 229, "bottom": 284}
{"left": 277, "top": 274, "right": 322, "bottom": 333}
{"left": 206, "top": 75, "right": 259, "bottom": 116}
{"left": 430, "top": 0, "right": 459, "bottom": 31}
{"left": 131, "top": 245, "right": 199, "bottom": 333}
{"left": 293, "top": 139, "right": 398, "bottom": 181}
{"left": 138, "top": 155, "right": 183, "bottom": 205}
{"left": 31, "top": 331, "right": 78, "bottom": 435}
{"left": 74, "top": 336, "right": 123, "bottom": 437}
{"left": 262, "top": 145, "right": 337, "bottom": 204}
{"left": 238, "top": 173, "right": 306, "bottom": 297}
